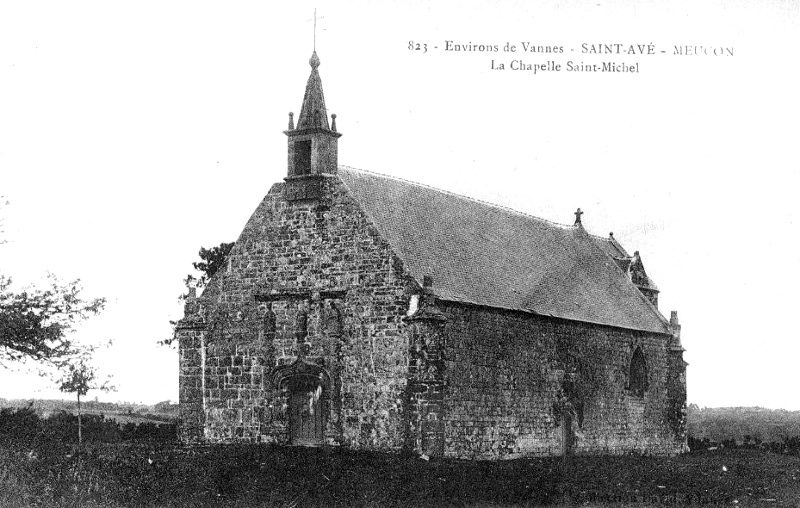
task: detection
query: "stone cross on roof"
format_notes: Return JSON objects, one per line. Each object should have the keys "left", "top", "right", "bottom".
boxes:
{"left": 574, "top": 208, "right": 584, "bottom": 226}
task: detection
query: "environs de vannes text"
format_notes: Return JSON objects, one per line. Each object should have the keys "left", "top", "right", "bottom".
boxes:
{"left": 413, "top": 41, "right": 734, "bottom": 73}
{"left": 438, "top": 40, "right": 734, "bottom": 57}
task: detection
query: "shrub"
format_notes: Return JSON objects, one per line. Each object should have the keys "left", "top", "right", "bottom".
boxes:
{"left": 0, "top": 407, "right": 40, "bottom": 447}
{"left": 0, "top": 407, "right": 176, "bottom": 449}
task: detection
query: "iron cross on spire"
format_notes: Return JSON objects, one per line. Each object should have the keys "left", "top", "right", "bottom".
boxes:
{"left": 307, "top": 9, "right": 326, "bottom": 51}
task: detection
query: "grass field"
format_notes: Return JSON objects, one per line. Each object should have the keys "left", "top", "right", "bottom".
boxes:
{"left": 3, "top": 442, "right": 800, "bottom": 507}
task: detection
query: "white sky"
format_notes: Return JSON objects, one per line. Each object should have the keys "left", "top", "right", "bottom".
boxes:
{"left": 0, "top": 1, "right": 798, "bottom": 408}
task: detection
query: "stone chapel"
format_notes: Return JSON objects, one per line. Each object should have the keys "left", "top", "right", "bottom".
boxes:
{"left": 176, "top": 51, "right": 688, "bottom": 459}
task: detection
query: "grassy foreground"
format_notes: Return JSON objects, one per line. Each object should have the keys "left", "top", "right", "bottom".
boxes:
{"left": 2, "top": 443, "right": 800, "bottom": 507}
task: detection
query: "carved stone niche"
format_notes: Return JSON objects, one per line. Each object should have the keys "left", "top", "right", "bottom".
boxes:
{"left": 295, "top": 307, "right": 309, "bottom": 343}
{"left": 262, "top": 303, "right": 277, "bottom": 339}
{"left": 323, "top": 300, "right": 343, "bottom": 337}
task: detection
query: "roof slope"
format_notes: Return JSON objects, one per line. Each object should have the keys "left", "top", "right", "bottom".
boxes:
{"left": 338, "top": 167, "right": 669, "bottom": 334}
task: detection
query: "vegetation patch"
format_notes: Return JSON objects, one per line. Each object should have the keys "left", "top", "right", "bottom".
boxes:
{"left": 3, "top": 406, "right": 800, "bottom": 506}
{"left": 2, "top": 439, "right": 800, "bottom": 506}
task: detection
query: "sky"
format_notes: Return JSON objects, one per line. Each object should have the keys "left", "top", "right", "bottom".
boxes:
{"left": 0, "top": 1, "right": 798, "bottom": 408}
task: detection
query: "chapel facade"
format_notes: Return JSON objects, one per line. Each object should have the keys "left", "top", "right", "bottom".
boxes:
{"left": 176, "top": 52, "right": 688, "bottom": 459}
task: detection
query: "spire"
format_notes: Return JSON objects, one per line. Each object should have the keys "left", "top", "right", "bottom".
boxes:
{"left": 296, "top": 51, "right": 330, "bottom": 130}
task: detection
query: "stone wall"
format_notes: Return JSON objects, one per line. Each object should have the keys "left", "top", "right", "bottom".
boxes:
{"left": 438, "top": 302, "right": 686, "bottom": 459}
{"left": 178, "top": 176, "right": 412, "bottom": 449}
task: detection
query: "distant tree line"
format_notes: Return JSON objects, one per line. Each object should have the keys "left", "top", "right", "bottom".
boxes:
{"left": 688, "top": 404, "right": 800, "bottom": 453}
{"left": 0, "top": 398, "right": 178, "bottom": 420}
{"left": 688, "top": 435, "right": 800, "bottom": 455}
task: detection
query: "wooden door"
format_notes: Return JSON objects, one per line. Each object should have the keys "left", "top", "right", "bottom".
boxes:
{"left": 289, "top": 387, "right": 323, "bottom": 445}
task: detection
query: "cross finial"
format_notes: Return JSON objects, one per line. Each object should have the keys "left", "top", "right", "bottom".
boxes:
{"left": 308, "top": 8, "right": 326, "bottom": 52}
{"left": 574, "top": 208, "right": 584, "bottom": 226}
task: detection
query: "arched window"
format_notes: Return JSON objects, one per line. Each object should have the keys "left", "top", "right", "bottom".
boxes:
{"left": 629, "top": 347, "right": 648, "bottom": 397}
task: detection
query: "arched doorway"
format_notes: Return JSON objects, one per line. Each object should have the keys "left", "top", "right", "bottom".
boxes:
{"left": 287, "top": 378, "right": 324, "bottom": 445}
{"left": 271, "top": 358, "right": 331, "bottom": 446}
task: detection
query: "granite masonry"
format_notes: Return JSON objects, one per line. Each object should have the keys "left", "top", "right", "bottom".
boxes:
{"left": 176, "top": 51, "right": 687, "bottom": 459}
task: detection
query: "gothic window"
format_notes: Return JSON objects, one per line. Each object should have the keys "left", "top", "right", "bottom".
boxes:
{"left": 629, "top": 347, "right": 648, "bottom": 397}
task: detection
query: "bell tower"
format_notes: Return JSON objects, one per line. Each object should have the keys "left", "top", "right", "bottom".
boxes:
{"left": 283, "top": 51, "right": 342, "bottom": 201}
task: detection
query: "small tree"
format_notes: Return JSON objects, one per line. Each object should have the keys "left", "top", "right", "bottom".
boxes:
{"left": 58, "top": 360, "right": 113, "bottom": 447}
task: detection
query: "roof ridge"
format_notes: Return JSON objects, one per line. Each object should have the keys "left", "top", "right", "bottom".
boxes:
{"left": 589, "top": 231, "right": 632, "bottom": 259}
{"left": 338, "top": 165, "right": 576, "bottom": 230}
{"left": 588, "top": 232, "right": 612, "bottom": 242}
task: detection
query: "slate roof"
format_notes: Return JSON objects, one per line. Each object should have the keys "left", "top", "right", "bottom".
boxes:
{"left": 338, "top": 166, "right": 670, "bottom": 334}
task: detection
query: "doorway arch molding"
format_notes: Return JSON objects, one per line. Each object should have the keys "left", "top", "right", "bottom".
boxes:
{"left": 270, "top": 358, "right": 331, "bottom": 391}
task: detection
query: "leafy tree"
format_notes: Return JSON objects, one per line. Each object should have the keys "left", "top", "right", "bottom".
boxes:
{"left": 57, "top": 360, "right": 114, "bottom": 447}
{"left": 0, "top": 274, "right": 106, "bottom": 369}
{"left": 186, "top": 242, "right": 235, "bottom": 289}
{"left": 159, "top": 242, "right": 233, "bottom": 348}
